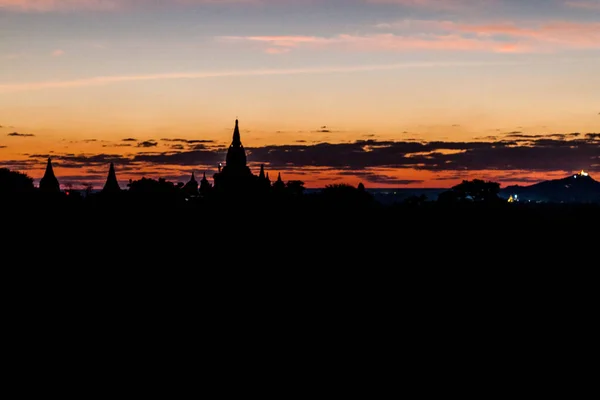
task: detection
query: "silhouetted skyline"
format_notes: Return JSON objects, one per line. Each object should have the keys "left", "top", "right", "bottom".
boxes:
{"left": 4, "top": 119, "right": 596, "bottom": 199}
{"left": 1, "top": 1, "right": 599, "bottom": 188}
{"left": 1, "top": 118, "right": 599, "bottom": 190}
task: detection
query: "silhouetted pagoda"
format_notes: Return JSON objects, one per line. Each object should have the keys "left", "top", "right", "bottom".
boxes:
{"left": 182, "top": 172, "right": 199, "bottom": 197}
{"left": 273, "top": 172, "right": 285, "bottom": 191}
{"left": 39, "top": 158, "right": 60, "bottom": 193}
{"left": 258, "top": 164, "right": 271, "bottom": 190}
{"left": 102, "top": 162, "right": 121, "bottom": 193}
{"left": 213, "top": 119, "right": 272, "bottom": 195}
{"left": 199, "top": 172, "right": 212, "bottom": 196}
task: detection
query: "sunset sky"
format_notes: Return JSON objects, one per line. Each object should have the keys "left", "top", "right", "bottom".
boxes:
{"left": 1, "top": 0, "right": 599, "bottom": 189}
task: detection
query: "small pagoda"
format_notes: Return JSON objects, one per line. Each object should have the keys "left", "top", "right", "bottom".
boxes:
{"left": 39, "top": 158, "right": 60, "bottom": 193}
{"left": 102, "top": 162, "right": 121, "bottom": 194}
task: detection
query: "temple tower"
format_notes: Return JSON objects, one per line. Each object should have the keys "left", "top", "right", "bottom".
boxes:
{"left": 273, "top": 172, "right": 285, "bottom": 189}
{"left": 213, "top": 119, "right": 254, "bottom": 192}
{"left": 199, "top": 172, "right": 212, "bottom": 196}
{"left": 102, "top": 162, "right": 121, "bottom": 193}
{"left": 39, "top": 158, "right": 60, "bottom": 193}
{"left": 183, "top": 171, "right": 199, "bottom": 197}
{"left": 258, "top": 164, "right": 271, "bottom": 190}
{"left": 225, "top": 119, "right": 247, "bottom": 170}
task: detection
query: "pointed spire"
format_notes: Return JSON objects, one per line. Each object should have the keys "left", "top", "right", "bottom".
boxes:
{"left": 225, "top": 119, "right": 247, "bottom": 169}
{"left": 273, "top": 171, "right": 285, "bottom": 190}
{"left": 39, "top": 157, "right": 60, "bottom": 193}
{"left": 259, "top": 164, "right": 265, "bottom": 179}
{"left": 44, "top": 158, "right": 53, "bottom": 174}
{"left": 183, "top": 169, "right": 198, "bottom": 196}
{"left": 199, "top": 170, "right": 212, "bottom": 193}
{"left": 232, "top": 119, "right": 241, "bottom": 147}
{"left": 102, "top": 162, "right": 121, "bottom": 193}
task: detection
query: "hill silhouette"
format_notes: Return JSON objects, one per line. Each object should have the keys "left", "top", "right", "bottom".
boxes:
{"left": 502, "top": 170, "right": 600, "bottom": 203}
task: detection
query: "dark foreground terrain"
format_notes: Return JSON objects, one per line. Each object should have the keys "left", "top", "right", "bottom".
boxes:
{"left": 5, "top": 192, "right": 598, "bottom": 260}
{"left": 4, "top": 193, "right": 596, "bottom": 357}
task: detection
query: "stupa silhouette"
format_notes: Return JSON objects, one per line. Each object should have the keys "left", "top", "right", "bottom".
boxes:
{"left": 102, "top": 162, "right": 121, "bottom": 193}
{"left": 39, "top": 158, "right": 60, "bottom": 193}
{"left": 213, "top": 119, "right": 255, "bottom": 192}
{"left": 183, "top": 171, "right": 199, "bottom": 197}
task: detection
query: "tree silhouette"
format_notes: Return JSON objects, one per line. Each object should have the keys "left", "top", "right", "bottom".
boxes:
{"left": 128, "top": 177, "right": 179, "bottom": 195}
{"left": 451, "top": 179, "right": 500, "bottom": 202}
{"left": 437, "top": 190, "right": 459, "bottom": 203}
{"left": 320, "top": 183, "right": 373, "bottom": 208}
{"left": 438, "top": 179, "right": 501, "bottom": 203}
{"left": 286, "top": 180, "right": 306, "bottom": 197}
{"left": 0, "top": 168, "right": 34, "bottom": 195}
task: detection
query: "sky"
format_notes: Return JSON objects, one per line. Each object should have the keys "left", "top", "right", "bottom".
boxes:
{"left": 0, "top": 0, "right": 599, "bottom": 189}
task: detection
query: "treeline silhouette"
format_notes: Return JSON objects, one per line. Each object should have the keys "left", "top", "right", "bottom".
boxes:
{"left": 2, "top": 166, "right": 598, "bottom": 231}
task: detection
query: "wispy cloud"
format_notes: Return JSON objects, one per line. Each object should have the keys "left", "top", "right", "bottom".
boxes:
{"left": 137, "top": 140, "right": 158, "bottom": 148}
{"left": 220, "top": 33, "right": 528, "bottom": 54}
{"left": 0, "top": 60, "right": 529, "bottom": 93}
{"left": 366, "top": 0, "right": 492, "bottom": 9}
{"left": 265, "top": 47, "right": 291, "bottom": 55}
{"left": 0, "top": 0, "right": 119, "bottom": 12}
{"left": 565, "top": 1, "right": 600, "bottom": 10}
{"left": 7, "top": 132, "right": 35, "bottom": 137}
{"left": 221, "top": 19, "right": 600, "bottom": 54}
{"left": 0, "top": 0, "right": 262, "bottom": 12}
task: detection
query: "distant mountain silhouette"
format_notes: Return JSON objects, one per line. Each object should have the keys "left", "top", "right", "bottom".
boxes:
{"left": 502, "top": 170, "right": 600, "bottom": 203}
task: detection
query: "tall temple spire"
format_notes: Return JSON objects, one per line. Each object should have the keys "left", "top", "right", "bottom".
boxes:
{"left": 39, "top": 157, "right": 60, "bottom": 193}
{"left": 225, "top": 119, "right": 247, "bottom": 169}
{"left": 102, "top": 162, "right": 121, "bottom": 193}
{"left": 259, "top": 164, "right": 266, "bottom": 179}
{"left": 213, "top": 119, "right": 254, "bottom": 192}
{"left": 232, "top": 119, "right": 241, "bottom": 147}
